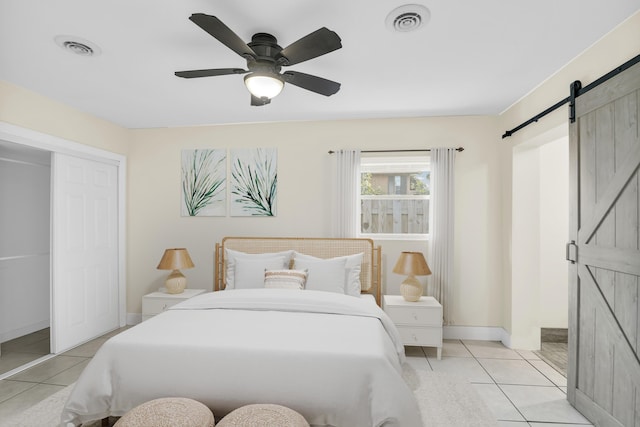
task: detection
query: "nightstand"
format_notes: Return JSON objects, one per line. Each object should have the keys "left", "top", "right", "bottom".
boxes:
{"left": 383, "top": 294, "right": 443, "bottom": 359}
{"left": 142, "top": 288, "right": 206, "bottom": 321}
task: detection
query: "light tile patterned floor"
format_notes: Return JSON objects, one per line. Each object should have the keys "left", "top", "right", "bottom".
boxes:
{"left": 0, "top": 333, "right": 591, "bottom": 426}
{"left": 0, "top": 327, "right": 130, "bottom": 422}
{"left": 407, "top": 340, "right": 592, "bottom": 426}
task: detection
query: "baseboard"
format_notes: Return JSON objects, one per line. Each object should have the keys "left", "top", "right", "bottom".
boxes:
{"left": 126, "top": 313, "right": 142, "bottom": 325}
{"left": 444, "top": 325, "right": 511, "bottom": 345}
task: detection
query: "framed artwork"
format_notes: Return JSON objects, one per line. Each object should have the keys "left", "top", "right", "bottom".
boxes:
{"left": 181, "top": 149, "right": 226, "bottom": 217}
{"left": 230, "top": 147, "right": 277, "bottom": 216}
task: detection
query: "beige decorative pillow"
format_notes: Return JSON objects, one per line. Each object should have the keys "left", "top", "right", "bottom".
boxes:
{"left": 264, "top": 269, "right": 308, "bottom": 290}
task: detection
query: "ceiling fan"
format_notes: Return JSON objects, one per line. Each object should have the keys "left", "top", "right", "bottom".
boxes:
{"left": 175, "top": 13, "right": 343, "bottom": 106}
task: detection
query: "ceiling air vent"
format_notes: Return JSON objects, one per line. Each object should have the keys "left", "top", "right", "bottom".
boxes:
{"left": 386, "top": 4, "right": 431, "bottom": 33}
{"left": 54, "top": 35, "right": 101, "bottom": 57}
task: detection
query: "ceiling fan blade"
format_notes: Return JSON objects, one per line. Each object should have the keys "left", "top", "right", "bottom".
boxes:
{"left": 282, "top": 71, "right": 340, "bottom": 96}
{"left": 251, "top": 95, "right": 271, "bottom": 106}
{"left": 279, "top": 28, "right": 342, "bottom": 66}
{"left": 175, "top": 68, "right": 247, "bottom": 78}
{"left": 189, "top": 13, "right": 256, "bottom": 58}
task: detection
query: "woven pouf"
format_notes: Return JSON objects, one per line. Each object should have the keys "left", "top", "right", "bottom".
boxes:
{"left": 113, "top": 397, "right": 214, "bottom": 427}
{"left": 217, "top": 404, "right": 309, "bottom": 427}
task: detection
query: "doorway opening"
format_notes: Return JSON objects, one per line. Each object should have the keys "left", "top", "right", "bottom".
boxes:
{"left": 511, "top": 130, "right": 569, "bottom": 368}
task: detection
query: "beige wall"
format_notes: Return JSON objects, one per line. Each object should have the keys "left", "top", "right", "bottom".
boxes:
{"left": 498, "top": 11, "right": 640, "bottom": 346}
{"left": 128, "top": 116, "right": 503, "bottom": 326}
{"left": 0, "top": 81, "right": 129, "bottom": 155}
{"left": 0, "top": 78, "right": 504, "bottom": 329}
{"left": 539, "top": 138, "right": 569, "bottom": 329}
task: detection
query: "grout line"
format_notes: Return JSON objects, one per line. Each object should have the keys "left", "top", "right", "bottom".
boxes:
{"left": 524, "top": 357, "right": 567, "bottom": 391}
{"left": 459, "top": 340, "right": 531, "bottom": 423}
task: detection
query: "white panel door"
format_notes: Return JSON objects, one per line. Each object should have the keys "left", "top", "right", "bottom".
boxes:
{"left": 52, "top": 153, "right": 119, "bottom": 353}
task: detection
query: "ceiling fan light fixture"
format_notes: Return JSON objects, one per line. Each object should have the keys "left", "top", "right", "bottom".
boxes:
{"left": 244, "top": 73, "right": 284, "bottom": 99}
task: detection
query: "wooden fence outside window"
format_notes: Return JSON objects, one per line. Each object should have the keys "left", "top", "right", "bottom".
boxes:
{"left": 360, "top": 197, "right": 429, "bottom": 234}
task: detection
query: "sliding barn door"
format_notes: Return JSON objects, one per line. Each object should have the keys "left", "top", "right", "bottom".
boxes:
{"left": 568, "top": 61, "right": 640, "bottom": 426}
{"left": 51, "top": 153, "right": 119, "bottom": 353}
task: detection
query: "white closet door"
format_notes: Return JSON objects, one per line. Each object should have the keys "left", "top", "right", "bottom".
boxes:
{"left": 51, "top": 153, "right": 119, "bottom": 353}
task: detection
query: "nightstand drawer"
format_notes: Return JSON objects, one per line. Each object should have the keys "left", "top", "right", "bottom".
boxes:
{"left": 142, "top": 298, "right": 181, "bottom": 315}
{"left": 397, "top": 326, "right": 442, "bottom": 346}
{"left": 142, "top": 289, "right": 206, "bottom": 320}
{"left": 385, "top": 306, "right": 442, "bottom": 326}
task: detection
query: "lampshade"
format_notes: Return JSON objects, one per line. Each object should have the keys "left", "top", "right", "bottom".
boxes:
{"left": 244, "top": 73, "right": 284, "bottom": 99}
{"left": 157, "top": 248, "right": 195, "bottom": 270}
{"left": 157, "top": 248, "right": 194, "bottom": 294}
{"left": 393, "top": 251, "right": 431, "bottom": 276}
{"left": 393, "top": 251, "right": 431, "bottom": 302}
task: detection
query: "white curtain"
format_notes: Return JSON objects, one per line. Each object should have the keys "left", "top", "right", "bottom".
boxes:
{"left": 333, "top": 149, "right": 361, "bottom": 238}
{"left": 429, "top": 148, "right": 456, "bottom": 324}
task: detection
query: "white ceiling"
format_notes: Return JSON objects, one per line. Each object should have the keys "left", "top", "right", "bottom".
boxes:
{"left": 1, "top": 1, "right": 639, "bottom": 129}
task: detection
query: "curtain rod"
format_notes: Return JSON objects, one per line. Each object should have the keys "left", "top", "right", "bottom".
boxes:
{"left": 328, "top": 147, "right": 464, "bottom": 154}
{"left": 502, "top": 52, "right": 640, "bottom": 139}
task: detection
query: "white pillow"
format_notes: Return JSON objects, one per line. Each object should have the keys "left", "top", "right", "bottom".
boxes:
{"left": 264, "top": 269, "right": 308, "bottom": 290}
{"left": 234, "top": 256, "right": 288, "bottom": 289}
{"left": 293, "top": 252, "right": 363, "bottom": 296}
{"left": 224, "top": 248, "right": 294, "bottom": 289}
{"left": 293, "top": 257, "right": 348, "bottom": 294}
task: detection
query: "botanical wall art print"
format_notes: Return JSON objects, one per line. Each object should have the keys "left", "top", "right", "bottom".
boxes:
{"left": 181, "top": 149, "right": 226, "bottom": 217}
{"left": 230, "top": 147, "right": 277, "bottom": 217}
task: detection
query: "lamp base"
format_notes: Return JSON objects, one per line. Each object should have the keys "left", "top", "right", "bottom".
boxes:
{"left": 165, "top": 269, "right": 187, "bottom": 294}
{"left": 400, "top": 275, "right": 423, "bottom": 302}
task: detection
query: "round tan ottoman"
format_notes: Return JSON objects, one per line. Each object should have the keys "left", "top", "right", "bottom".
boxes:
{"left": 113, "top": 397, "right": 214, "bottom": 427}
{"left": 217, "top": 404, "right": 309, "bottom": 427}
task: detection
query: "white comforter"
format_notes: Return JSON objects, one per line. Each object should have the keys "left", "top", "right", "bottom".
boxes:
{"left": 61, "top": 289, "right": 421, "bottom": 427}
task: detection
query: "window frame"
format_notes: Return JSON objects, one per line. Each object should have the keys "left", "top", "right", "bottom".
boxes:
{"left": 357, "top": 154, "right": 431, "bottom": 241}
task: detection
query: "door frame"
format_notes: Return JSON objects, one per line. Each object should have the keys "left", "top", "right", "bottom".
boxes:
{"left": 509, "top": 122, "right": 569, "bottom": 349}
{"left": 0, "top": 121, "right": 127, "bottom": 351}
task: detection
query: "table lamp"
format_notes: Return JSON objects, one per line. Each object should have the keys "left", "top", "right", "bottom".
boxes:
{"left": 157, "top": 248, "right": 195, "bottom": 294}
{"left": 393, "top": 251, "right": 431, "bottom": 302}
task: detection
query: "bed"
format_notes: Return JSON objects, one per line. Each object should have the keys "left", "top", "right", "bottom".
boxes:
{"left": 61, "top": 237, "right": 421, "bottom": 427}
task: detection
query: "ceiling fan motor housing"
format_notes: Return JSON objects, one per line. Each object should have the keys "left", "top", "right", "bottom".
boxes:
{"left": 175, "top": 14, "right": 342, "bottom": 105}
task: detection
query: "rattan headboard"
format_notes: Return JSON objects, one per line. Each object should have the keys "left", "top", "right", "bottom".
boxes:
{"left": 214, "top": 237, "right": 381, "bottom": 305}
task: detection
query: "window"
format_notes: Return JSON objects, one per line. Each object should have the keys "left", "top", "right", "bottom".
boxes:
{"left": 359, "top": 155, "right": 430, "bottom": 239}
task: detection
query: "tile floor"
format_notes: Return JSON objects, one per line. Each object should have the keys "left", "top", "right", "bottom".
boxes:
{"left": 406, "top": 340, "right": 592, "bottom": 427}
{"left": 0, "top": 327, "right": 128, "bottom": 422}
{"left": 0, "top": 334, "right": 592, "bottom": 426}
{"left": 0, "top": 329, "right": 51, "bottom": 377}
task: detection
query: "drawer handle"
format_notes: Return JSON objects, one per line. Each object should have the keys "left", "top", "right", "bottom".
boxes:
{"left": 412, "top": 313, "right": 418, "bottom": 320}
{"left": 162, "top": 304, "right": 168, "bottom": 311}
{"left": 412, "top": 333, "right": 417, "bottom": 341}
